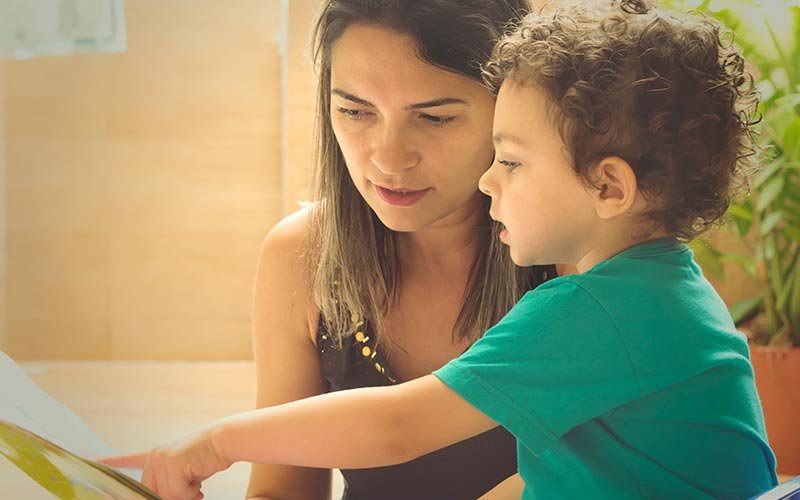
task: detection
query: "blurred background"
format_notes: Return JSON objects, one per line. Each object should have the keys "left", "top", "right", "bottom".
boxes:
{"left": 0, "top": 1, "right": 325, "bottom": 496}
{"left": 0, "top": 0, "right": 319, "bottom": 361}
{"left": 0, "top": 0, "right": 799, "bottom": 496}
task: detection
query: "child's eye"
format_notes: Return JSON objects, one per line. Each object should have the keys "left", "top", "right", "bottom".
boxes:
{"left": 337, "top": 108, "right": 373, "bottom": 120}
{"left": 421, "top": 114, "right": 457, "bottom": 127}
{"left": 498, "top": 159, "right": 521, "bottom": 171}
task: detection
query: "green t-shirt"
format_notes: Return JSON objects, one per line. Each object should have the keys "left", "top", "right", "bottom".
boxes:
{"left": 434, "top": 239, "right": 777, "bottom": 499}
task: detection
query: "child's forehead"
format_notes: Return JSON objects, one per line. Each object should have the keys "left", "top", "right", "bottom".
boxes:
{"left": 493, "top": 81, "right": 569, "bottom": 155}
{"left": 497, "top": 79, "right": 546, "bottom": 107}
{"left": 495, "top": 81, "right": 556, "bottom": 128}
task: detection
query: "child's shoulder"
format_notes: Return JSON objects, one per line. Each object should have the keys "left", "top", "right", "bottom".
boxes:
{"left": 516, "top": 275, "right": 613, "bottom": 321}
{"left": 528, "top": 272, "right": 607, "bottom": 301}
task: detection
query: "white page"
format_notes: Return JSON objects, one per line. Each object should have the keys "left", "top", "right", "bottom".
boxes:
{"left": 0, "top": 351, "right": 142, "bottom": 482}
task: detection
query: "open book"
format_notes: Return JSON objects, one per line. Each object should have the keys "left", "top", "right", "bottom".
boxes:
{"left": 0, "top": 352, "right": 159, "bottom": 499}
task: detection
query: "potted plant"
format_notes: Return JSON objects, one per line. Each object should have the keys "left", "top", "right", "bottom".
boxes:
{"left": 677, "top": 0, "right": 800, "bottom": 475}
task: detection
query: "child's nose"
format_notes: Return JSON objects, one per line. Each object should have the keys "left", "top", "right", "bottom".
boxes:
{"left": 478, "top": 164, "right": 497, "bottom": 197}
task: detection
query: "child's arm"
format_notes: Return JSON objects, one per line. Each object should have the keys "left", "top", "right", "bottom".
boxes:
{"left": 218, "top": 374, "right": 496, "bottom": 468}
{"left": 101, "top": 374, "right": 497, "bottom": 499}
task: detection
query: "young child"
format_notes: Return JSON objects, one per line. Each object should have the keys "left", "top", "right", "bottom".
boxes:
{"left": 103, "top": 1, "right": 778, "bottom": 498}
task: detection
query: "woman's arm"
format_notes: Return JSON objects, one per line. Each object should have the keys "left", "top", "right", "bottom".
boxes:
{"left": 478, "top": 473, "right": 524, "bottom": 500}
{"left": 245, "top": 209, "right": 332, "bottom": 500}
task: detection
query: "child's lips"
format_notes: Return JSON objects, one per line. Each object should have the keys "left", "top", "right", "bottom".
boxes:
{"left": 489, "top": 212, "right": 509, "bottom": 240}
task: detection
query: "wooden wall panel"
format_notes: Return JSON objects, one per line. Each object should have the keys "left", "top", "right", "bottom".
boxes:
{"left": 286, "top": 0, "right": 320, "bottom": 209}
{"left": 0, "top": 62, "right": 6, "bottom": 353}
{"left": 4, "top": 1, "right": 282, "bottom": 360}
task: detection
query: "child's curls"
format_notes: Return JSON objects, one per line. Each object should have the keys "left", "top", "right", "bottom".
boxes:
{"left": 485, "top": 0, "right": 761, "bottom": 240}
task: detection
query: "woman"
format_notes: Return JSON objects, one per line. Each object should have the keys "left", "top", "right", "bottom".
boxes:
{"left": 246, "top": 1, "right": 553, "bottom": 498}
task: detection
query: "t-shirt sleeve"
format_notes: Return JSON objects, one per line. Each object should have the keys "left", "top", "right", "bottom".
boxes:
{"left": 433, "top": 279, "right": 641, "bottom": 456}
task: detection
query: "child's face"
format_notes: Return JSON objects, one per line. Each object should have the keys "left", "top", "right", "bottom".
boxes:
{"left": 479, "top": 81, "right": 598, "bottom": 267}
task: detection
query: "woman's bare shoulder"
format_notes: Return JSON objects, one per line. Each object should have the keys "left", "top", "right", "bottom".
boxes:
{"left": 255, "top": 205, "right": 319, "bottom": 344}
{"left": 261, "top": 206, "right": 312, "bottom": 254}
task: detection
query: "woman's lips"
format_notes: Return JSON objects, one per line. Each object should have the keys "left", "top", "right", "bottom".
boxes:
{"left": 374, "top": 185, "right": 430, "bottom": 206}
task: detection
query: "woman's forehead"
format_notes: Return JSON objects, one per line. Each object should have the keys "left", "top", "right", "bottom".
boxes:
{"left": 331, "top": 24, "right": 437, "bottom": 75}
{"left": 330, "top": 25, "right": 487, "bottom": 106}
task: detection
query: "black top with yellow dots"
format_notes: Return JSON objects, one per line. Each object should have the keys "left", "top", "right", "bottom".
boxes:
{"left": 316, "top": 313, "right": 518, "bottom": 500}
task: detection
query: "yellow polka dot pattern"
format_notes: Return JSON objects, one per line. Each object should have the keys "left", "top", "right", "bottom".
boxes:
{"left": 351, "top": 314, "right": 396, "bottom": 383}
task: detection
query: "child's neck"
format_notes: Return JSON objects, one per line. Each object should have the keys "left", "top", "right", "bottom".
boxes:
{"left": 572, "top": 227, "right": 670, "bottom": 274}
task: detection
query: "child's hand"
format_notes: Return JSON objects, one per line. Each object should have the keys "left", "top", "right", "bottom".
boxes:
{"left": 98, "top": 426, "right": 231, "bottom": 500}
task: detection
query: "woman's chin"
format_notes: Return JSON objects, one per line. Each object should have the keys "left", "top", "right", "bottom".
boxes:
{"left": 373, "top": 212, "right": 427, "bottom": 233}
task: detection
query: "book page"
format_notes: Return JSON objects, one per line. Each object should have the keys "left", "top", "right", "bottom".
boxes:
{"left": 0, "top": 419, "right": 158, "bottom": 499}
{"left": 0, "top": 352, "right": 148, "bottom": 494}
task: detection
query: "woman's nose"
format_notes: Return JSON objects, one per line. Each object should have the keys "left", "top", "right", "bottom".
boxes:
{"left": 369, "top": 125, "right": 420, "bottom": 175}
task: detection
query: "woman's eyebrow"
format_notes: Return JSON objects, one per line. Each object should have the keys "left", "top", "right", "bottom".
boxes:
{"left": 405, "top": 97, "right": 470, "bottom": 110}
{"left": 331, "top": 88, "right": 469, "bottom": 110}
{"left": 332, "top": 88, "right": 374, "bottom": 107}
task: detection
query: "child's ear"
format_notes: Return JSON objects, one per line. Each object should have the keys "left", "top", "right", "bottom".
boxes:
{"left": 589, "top": 156, "right": 638, "bottom": 220}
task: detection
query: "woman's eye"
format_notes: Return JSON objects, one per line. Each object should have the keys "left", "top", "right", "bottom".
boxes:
{"left": 421, "top": 114, "right": 457, "bottom": 127}
{"left": 498, "top": 160, "right": 521, "bottom": 171}
{"left": 337, "top": 108, "right": 372, "bottom": 120}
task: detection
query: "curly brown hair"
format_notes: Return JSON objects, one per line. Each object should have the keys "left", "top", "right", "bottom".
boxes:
{"left": 484, "top": 0, "right": 761, "bottom": 240}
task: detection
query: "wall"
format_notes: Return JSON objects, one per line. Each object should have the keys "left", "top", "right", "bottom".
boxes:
{"left": 286, "top": 0, "right": 320, "bottom": 207}
{"left": 0, "top": 61, "right": 6, "bottom": 353}
{"left": 4, "top": 0, "right": 284, "bottom": 360}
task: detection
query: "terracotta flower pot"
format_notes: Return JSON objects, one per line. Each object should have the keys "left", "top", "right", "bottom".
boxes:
{"left": 749, "top": 344, "right": 800, "bottom": 475}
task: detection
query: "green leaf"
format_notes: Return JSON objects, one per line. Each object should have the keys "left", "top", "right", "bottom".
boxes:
{"left": 770, "top": 68, "right": 792, "bottom": 95}
{"left": 725, "top": 202, "right": 754, "bottom": 235}
{"left": 786, "top": 226, "right": 800, "bottom": 243}
{"left": 753, "top": 160, "right": 784, "bottom": 188}
{"left": 789, "top": 199, "right": 800, "bottom": 216}
{"left": 775, "top": 93, "right": 800, "bottom": 110}
{"left": 729, "top": 296, "right": 763, "bottom": 325}
{"left": 758, "top": 79, "right": 777, "bottom": 105}
{"left": 783, "top": 119, "right": 800, "bottom": 158}
{"left": 776, "top": 256, "right": 800, "bottom": 312}
{"left": 766, "top": 96, "right": 800, "bottom": 151}
{"left": 761, "top": 210, "right": 784, "bottom": 235}
{"left": 765, "top": 236, "right": 777, "bottom": 260}
{"left": 757, "top": 176, "right": 785, "bottom": 212}
{"left": 720, "top": 253, "right": 757, "bottom": 276}
{"left": 777, "top": 243, "right": 793, "bottom": 263}
{"left": 734, "top": 217, "right": 754, "bottom": 236}
{"left": 726, "top": 203, "right": 754, "bottom": 222}
{"left": 790, "top": 252, "right": 800, "bottom": 330}
{"left": 765, "top": 17, "right": 796, "bottom": 85}
{"left": 691, "top": 241, "right": 724, "bottom": 280}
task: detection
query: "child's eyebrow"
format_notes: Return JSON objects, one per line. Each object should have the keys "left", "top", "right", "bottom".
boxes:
{"left": 331, "top": 88, "right": 469, "bottom": 110}
{"left": 493, "top": 132, "right": 529, "bottom": 147}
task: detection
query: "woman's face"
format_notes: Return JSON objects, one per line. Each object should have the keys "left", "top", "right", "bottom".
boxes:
{"left": 329, "top": 23, "right": 496, "bottom": 232}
